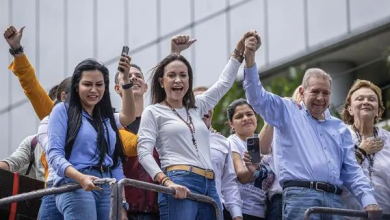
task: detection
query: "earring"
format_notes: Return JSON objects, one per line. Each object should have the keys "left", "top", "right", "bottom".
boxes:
{"left": 161, "top": 85, "right": 164, "bottom": 88}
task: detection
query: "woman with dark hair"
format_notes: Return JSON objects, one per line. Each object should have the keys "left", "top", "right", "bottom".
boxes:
{"left": 340, "top": 79, "right": 390, "bottom": 218}
{"left": 47, "top": 56, "right": 135, "bottom": 219}
{"left": 226, "top": 98, "right": 275, "bottom": 220}
{"left": 137, "top": 31, "right": 255, "bottom": 220}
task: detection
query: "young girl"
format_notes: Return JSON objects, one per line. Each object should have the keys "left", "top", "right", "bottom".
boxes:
{"left": 227, "top": 99, "right": 275, "bottom": 220}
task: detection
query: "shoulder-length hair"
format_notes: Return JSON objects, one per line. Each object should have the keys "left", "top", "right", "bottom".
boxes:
{"left": 341, "top": 79, "right": 385, "bottom": 125}
{"left": 151, "top": 53, "right": 196, "bottom": 108}
{"left": 65, "top": 58, "right": 124, "bottom": 167}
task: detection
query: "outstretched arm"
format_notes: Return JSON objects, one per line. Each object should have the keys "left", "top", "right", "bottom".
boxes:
{"left": 5, "top": 26, "right": 54, "bottom": 119}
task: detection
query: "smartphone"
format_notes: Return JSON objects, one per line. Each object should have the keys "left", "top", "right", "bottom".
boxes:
{"left": 118, "top": 46, "right": 130, "bottom": 72}
{"left": 247, "top": 137, "right": 261, "bottom": 164}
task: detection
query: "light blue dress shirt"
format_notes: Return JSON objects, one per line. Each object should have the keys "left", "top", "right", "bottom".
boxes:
{"left": 243, "top": 64, "right": 377, "bottom": 208}
{"left": 47, "top": 102, "right": 124, "bottom": 186}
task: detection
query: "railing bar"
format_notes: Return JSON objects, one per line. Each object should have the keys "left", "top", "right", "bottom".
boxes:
{"left": 304, "top": 207, "right": 390, "bottom": 219}
{"left": 0, "top": 178, "right": 115, "bottom": 207}
{"left": 112, "top": 178, "right": 221, "bottom": 220}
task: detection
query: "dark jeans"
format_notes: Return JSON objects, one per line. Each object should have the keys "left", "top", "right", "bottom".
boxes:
{"left": 266, "top": 194, "right": 282, "bottom": 220}
{"left": 128, "top": 213, "right": 159, "bottom": 220}
{"left": 242, "top": 214, "right": 265, "bottom": 220}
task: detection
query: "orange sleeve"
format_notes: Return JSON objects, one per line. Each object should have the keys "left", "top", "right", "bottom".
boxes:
{"left": 8, "top": 53, "right": 54, "bottom": 120}
{"left": 119, "top": 129, "right": 138, "bottom": 157}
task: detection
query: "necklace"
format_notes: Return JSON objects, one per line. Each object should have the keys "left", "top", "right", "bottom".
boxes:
{"left": 164, "top": 101, "right": 198, "bottom": 154}
{"left": 352, "top": 125, "right": 378, "bottom": 181}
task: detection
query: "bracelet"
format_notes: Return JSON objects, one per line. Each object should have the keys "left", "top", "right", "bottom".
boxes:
{"left": 231, "top": 48, "right": 244, "bottom": 62}
{"left": 162, "top": 177, "right": 171, "bottom": 186}
{"left": 160, "top": 176, "right": 170, "bottom": 186}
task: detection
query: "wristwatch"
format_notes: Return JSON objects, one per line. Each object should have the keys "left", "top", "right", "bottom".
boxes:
{"left": 122, "top": 81, "right": 133, "bottom": 90}
{"left": 9, "top": 46, "right": 24, "bottom": 56}
{"left": 122, "top": 200, "right": 129, "bottom": 211}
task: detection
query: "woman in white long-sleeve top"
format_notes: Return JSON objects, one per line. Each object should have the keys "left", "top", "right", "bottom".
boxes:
{"left": 340, "top": 79, "right": 390, "bottom": 218}
{"left": 137, "top": 31, "right": 255, "bottom": 220}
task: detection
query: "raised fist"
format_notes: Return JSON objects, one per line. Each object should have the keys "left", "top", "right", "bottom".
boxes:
{"left": 171, "top": 35, "right": 197, "bottom": 54}
{"left": 3, "top": 26, "right": 25, "bottom": 49}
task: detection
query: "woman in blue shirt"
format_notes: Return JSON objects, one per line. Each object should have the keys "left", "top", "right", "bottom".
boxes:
{"left": 47, "top": 56, "right": 135, "bottom": 220}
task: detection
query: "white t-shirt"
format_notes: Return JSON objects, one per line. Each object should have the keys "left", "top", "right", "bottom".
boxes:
{"left": 228, "top": 134, "right": 268, "bottom": 218}
{"left": 341, "top": 127, "right": 390, "bottom": 219}
{"left": 138, "top": 58, "right": 241, "bottom": 179}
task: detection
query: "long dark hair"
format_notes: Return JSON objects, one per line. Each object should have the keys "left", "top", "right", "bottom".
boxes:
{"left": 151, "top": 53, "right": 196, "bottom": 108}
{"left": 65, "top": 58, "right": 124, "bottom": 167}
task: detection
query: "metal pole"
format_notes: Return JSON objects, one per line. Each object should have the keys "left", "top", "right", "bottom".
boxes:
{"left": 304, "top": 207, "right": 390, "bottom": 219}
{"left": 0, "top": 178, "right": 116, "bottom": 207}
{"left": 111, "top": 178, "right": 222, "bottom": 220}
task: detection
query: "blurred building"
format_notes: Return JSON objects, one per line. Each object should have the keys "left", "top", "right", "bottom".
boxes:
{"left": 1, "top": 0, "right": 390, "bottom": 158}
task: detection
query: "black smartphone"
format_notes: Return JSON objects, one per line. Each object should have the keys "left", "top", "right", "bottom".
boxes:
{"left": 118, "top": 46, "right": 130, "bottom": 72}
{"left": 247, "top": 137, "right": 261, "bottom": 164}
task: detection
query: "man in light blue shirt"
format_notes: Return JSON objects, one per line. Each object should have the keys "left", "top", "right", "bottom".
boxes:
{"left": 241, "top": 32, "right": 382, "bottom": 220}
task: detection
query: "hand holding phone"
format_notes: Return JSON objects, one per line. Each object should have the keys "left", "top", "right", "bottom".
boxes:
{"left": 118, "top": 46, "right": 130, "bottom": 72}
{"left": 247, "top": 137, "right": 261, "bottom": 164}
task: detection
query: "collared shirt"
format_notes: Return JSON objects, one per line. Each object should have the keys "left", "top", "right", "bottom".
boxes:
{"left": 243, "top": 64, "right": 377, "bottom": 208}
{"left": 209, "top": 132, "right": 242, "bottom": 219}
{"left": 341, "top": 127, "right": 390, "bottom": 216}
{"left": 47, "top": 103, "right": 124, "bottom": 186}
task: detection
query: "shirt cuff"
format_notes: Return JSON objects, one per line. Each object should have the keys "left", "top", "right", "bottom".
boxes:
{"left": 243, "top": 64, "right": 258, "bottom": 82}
{"left": 229, "top": 206, "right": 243, "bottom": 219}
{"left": 361, "top": 193, "right": 378, "bottom": 208}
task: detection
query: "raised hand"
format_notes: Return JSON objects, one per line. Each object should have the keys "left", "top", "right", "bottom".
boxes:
{"left": 171, "top": 35, "right": 197, "bottom": 54}
{"left": 3, "top": 26, "right": 25, "bottom": 49}
{"left": 118, "top": 54, "right": 132, "bottom": 83}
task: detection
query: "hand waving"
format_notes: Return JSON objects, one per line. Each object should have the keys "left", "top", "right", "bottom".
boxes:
{"left": 171, "top": 35, "right": 197, "bottom": 54}
{"left": 3, "top": 26, "right": 25, "bottom": 49}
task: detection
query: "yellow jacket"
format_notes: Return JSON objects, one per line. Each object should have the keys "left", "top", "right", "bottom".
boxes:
{"left": 8, "top": 54, "right": 138, "bottom": 180}
{"left": 8, "top": 53, "right": 54, "bottom": 120}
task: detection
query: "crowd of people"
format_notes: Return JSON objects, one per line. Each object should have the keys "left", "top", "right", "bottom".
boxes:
{"left": 0, "top": 25, "right": 389, "bottom": 220}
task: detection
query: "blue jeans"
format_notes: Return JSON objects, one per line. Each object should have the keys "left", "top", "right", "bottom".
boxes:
{"left": 38, "top": 182, "right": 63, "bottom": 220}
{"left": 158, "top": 170, "right": 222, "bottom": 220}
{"left": 266, "top": 194, "right": 282, "bottom": 220}
{"left": 283, "top": 186, "right": 343, "bottom": 220}
{"left": 55, "top": 168, "right": 112, "bottom": 220}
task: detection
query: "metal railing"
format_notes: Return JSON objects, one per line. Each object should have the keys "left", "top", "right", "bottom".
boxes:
{"left": 304, "top": 207, "right": 390, "bottom": 219}
{"left": 109, "top": 178, "right": 221, "bottom": 220}
{"left": 0, "top": 178, "right": 116, "bottom": 207}
{"left": 0, "top": 177, "right": 221, "bottom": 220}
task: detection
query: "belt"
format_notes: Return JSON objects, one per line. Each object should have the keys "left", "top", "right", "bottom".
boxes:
{"left": 166, "top": 165, "right": 215, "bottom": 180}
{"left": 283, "top": 180, "right": 343, "bottom": 195}
{"left": 89, "top": 165, "right": 111, "bottom": 173}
